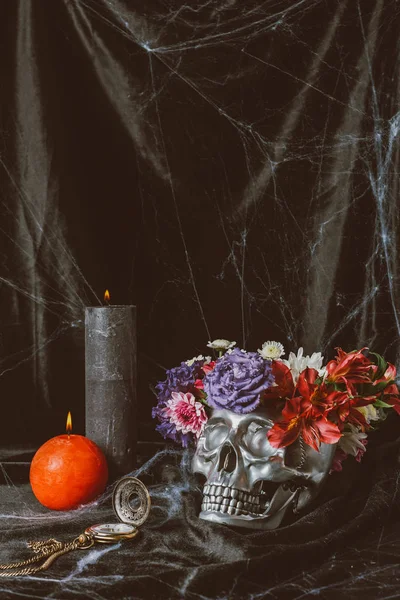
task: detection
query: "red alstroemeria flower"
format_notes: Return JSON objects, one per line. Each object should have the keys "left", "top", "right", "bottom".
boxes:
{"left": 370, "top": 362, "right": 396, "bottom": 383}
{"left": 194, "top": 379, "right": 204, "bottom": 390}
{"left": 297, "top": 367, "right": 319, "bottom": 388}
{"left": 368, "top": 362, "right": 400, "bottom": 415}
{"left": 335, "top": 396, "right": 373, "bottom": 430}
{"left": 381, "top": 364, "right": 400, "bottom": 414}
{"left": 375, "top": 361, "right": 399, "bottom": 387}
{"left": 192, "top": 380, "right": 208, "bottom": 403}
{"left": 262, "top": 360, "right": 295, "bottom": 401}
{"left": 319, "top": 383, "right": 360, "bottom": 410}
{"left": 325, "top": 347, "right": 372, "bottom": 387}
{"left": 268, "top": 396, "right": 341, "bottom": 451}
{"left": 383, "top": 383, "right": 400, "bottom": 415}
{"left": 293, "top": 368, "right": 349, "bottom": 421}
{"left": 267, "top": 366, "right": 334, "bottom": 409}
{"left": 202, "top": 361, "right": 216, "bottom": 374}
{"left": 295, "top": 368, "right": 332, "bottom": 416}
{"left": 383, "top": 362, "right": 397, "bottom": 380}
{"left": 318, "top": 375, "right": 377, "bottom": 430}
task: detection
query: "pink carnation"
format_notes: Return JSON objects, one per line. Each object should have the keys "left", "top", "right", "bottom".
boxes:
{"left": 165, "top": 392, "right": 208, "bottom": 438}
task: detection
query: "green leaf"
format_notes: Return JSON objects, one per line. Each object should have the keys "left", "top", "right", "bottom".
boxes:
{"left": 362, "top": 380, "right": 391, "bottom": 395}
{"left": 369, "top": 352, "right": 388, "bottom": 380}
{"left": 373, "top": 399, "right": 394, "bottom": 408}
{"left": 330, "top": 382, "right": 347, "bottom": 392}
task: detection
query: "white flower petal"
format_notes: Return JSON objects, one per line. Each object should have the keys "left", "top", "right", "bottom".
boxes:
{"left": 281, "top": 347, "right": 325, "bottom": 383}
{"left": 338, "top": 426, "right": 368, "bottom": 456}
{"left": 185, "top": 354, "right": 205, "bottom": 366}
{"left": 257, "top": 341, "right": 285, "bottom": 360}
{"left": 356, "top": 405, "right": 379, "bottom": 423}
{"left": 207, "top": 339, "right": 236, "bottom": 351}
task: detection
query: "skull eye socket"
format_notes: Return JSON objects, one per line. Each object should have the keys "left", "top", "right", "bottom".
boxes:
{"left": 204, "top": 421, "right": 229, "bottom": 451}
{"left": 242, "top": 420, "right": 273, "bottom": 457}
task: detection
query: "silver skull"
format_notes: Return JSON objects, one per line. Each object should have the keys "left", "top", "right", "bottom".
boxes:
{"left": 192, "top": 408, "right": 336, "bottom": 529}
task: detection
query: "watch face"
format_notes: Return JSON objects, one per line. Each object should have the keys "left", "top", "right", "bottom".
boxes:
{"left": 90, "top": 524, "right": 135, "bottom": 536}
{"left": 86, "top": 523, "right": 138, "bottom": 543}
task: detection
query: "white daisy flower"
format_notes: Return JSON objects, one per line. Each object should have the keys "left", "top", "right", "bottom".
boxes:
{"left": 282, "top": 347, "right": 325, "bottom": 383}
{"left": 258, "top": 341, "right": 285, "bottom": 360}
{"left": 207, "top": 339, "right": 236, "bottom": 352}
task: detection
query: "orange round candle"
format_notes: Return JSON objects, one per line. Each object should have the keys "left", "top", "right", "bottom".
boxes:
{"left": 30, "top": 412, "right": 108, "bottom": 511}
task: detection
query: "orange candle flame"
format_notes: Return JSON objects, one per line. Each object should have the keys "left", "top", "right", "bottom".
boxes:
{"left": 66, "top": 411, "right": 72, "bottom": 435}
{"left": 104, "top": 289, "right": 110, "bottom": 305}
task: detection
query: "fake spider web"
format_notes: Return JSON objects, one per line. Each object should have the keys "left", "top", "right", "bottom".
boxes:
{"left": 0, "top": 0, "right": 398, "bottom": 486}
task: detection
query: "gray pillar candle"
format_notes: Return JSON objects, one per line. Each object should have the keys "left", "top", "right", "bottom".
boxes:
{"left": 85, "top": 303, "right": 136, "bottom": 479}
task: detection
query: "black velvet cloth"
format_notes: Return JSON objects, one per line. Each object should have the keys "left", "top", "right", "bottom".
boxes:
{"left": 1, "top": 1, "right": 400, "bottom": 598}
{"left": 1, "top": 418, "right": 400, "bottom": 599}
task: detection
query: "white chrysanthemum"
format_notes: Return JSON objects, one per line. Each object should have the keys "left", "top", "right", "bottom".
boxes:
{"left": 185, "top": 355, "right": 212, "bottom": 366}
{"left": 207, "top": 339, "right": 236, "bottom": 352}
{"left": 338, "top": 425, "right": 367, "bottom": 456}
{"left": 282, "top": 347, "right": 325, "bottom": 383}
{"left": 258, "top": 341, "right": 285, "bottom": 360}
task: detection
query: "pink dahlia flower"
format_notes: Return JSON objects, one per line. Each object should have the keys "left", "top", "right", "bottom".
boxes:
{"left": 165, "top": 392, "right": 207, "bottom": 438}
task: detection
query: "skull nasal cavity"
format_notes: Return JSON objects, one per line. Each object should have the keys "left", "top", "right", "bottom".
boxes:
{"left": 218, "top": 444, "right": 237, "bottom": 473}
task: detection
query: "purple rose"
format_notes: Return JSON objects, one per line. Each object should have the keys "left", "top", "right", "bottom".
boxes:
{"left": 155, "top": 360, "right": 204, "bottom": 403}
{"left": 203, "top": 348, "right": 274, "bottom": 413}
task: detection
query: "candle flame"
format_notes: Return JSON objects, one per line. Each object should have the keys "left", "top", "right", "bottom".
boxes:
{"left": 66, "top": 411, "right": 72, "bottom": 434}
{"left": 104, "top": 289, "right": 110, "bottom": 304}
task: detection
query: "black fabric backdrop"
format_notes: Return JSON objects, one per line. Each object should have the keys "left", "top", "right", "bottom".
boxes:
{"left": 0, "top": 1, "right": 400, "bottom": 597}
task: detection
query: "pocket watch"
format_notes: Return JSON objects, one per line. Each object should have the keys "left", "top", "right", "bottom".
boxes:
{"left": 0, "top": 476, "right": 151, "bottom": 577}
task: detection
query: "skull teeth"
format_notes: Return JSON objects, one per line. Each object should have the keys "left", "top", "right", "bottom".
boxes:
{"left": 201, "top": 484, "right": 268, "bottom": 516}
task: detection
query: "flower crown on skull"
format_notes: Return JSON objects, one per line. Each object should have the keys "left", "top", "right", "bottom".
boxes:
{"left": 152, "top": 340, "right": 400, "bottom": 471}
